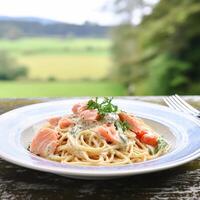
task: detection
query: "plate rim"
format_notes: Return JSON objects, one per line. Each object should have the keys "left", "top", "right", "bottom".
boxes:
{"left": 0, "top": 98, "right": 199, "bottom": 177}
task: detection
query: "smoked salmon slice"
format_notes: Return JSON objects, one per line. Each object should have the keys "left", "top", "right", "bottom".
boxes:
{"left": 96, "top": 124, "right": 119, "bottom": 143}
{"left": 118, "top": 112, "right": 145, "bottom": 133}
{"left": 30, "top": 128, "right": 58, "bottom": 157}
{"left": 80, "top": 109, "right": 99, "bottom": 121}
{"left": 48, "top": 116, "right": 61, "bottom": 127}
{"left": 72, "top": 103, "right": 87, "bottom": 114}
{"left": 59, "top": 117, "right": 74, "bottom": 129}
{"left": 73, "top": 101, "right": 99, "bottom": 121}
{"left": 140, "top": 133, "right": 158, "bottom": 146}
{"left": 119, "top": 112, "right": 158, "bottom": 146}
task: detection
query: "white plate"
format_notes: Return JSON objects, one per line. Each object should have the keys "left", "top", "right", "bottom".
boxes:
{"left": 0, "top": 98, "right": 199, "bottom": 180}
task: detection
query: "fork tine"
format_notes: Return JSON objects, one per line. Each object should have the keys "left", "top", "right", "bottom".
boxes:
{"left": 167, "top": 96, "right": 194, "bottom": 115}
{"left": 170, "top": 96, "right": 195, "bottom": 115}
{"left": 168, "top": 96, "right": 188, "bottom": 112}
{"left": 163, "top": 97, "right": 174, "bottom": 109}
{"left": 172, "top": 95, "right": 197, "bottom": 115}
{"left": 164, "top": 95, "right": 200, "bottom": 118}
{"left": 163, "top": 97, "right": 173, "bottom": 108}
{"left": 174, "top": 94, "right": 200, "bottom": 114}
{"left": 163, "top": 97, "right": 182, "bottom": 111}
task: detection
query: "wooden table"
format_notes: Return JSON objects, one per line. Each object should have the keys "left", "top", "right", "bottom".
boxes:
{"left": 0, "top": 97, "right": 199, "bottom": 200}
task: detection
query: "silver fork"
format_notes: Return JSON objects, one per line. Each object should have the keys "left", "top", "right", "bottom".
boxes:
{"left": 163, "top": 94, "right": 200, "bottom": 118}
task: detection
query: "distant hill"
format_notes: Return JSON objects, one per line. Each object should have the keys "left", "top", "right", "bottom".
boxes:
{"left": 0, "top": 16, "right": 58, "bottom": 25}
{"left": 0, "top": 16, "right": 111, "bottom": 39}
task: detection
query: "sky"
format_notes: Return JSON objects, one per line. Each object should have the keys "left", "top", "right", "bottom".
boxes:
{"left": 0, "top": 0, "right": 159, "bottom": 25}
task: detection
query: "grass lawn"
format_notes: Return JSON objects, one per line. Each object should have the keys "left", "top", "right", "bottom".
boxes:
{"left": 0, "top": 81, "right": 125, "bottom": 98}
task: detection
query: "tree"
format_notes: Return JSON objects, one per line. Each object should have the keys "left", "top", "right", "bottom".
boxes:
{"left": 138, "top": 0, "right": 200, "bottom": 94}
{"left": 111, "top": 0, "right": 156, "bottom": 94}
{"left": 0, "top": 51, "right": 28, "bottom": 80}
{"left": 113, "top": 0, "right": 148, "bottom": 24}
{"left": 111, "top": 0, "right": 200, "bottom": 95}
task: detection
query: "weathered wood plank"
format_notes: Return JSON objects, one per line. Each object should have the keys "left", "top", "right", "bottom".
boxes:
{"left": 0, "top": 97, "right": 199, "bottom": 200}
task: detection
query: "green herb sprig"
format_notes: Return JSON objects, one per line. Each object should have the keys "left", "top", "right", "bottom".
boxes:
{"left": 154, "top": 137, "right": 168, "bottom": 154}
{"left": 114, "top": 120, "right": 129, "bottom": 143}
{"left": 87, "top": 97, "right": 118, "bottom": 116}
{"left": 115, "top": 120, "right": 130, "bottom": 132}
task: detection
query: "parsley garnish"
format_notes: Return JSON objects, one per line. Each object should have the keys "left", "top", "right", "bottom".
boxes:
{"left": 87, "top": 97, "right": 118, "bottom": 116}
{"left": 115, "top": 120, "right": 130, "bottom": 132}
{"left": 154, "top": 137, "right": 168, "bottom": 154}
{"left": 114, "top": 120, "right": 128, "bottom": 143}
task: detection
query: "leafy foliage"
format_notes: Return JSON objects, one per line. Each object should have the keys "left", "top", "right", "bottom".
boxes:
{"left": 112, "top": 0, "right": 200, "bottom": 95}
{"left": 0, "top": 51, "right": 28, "bottom": 80}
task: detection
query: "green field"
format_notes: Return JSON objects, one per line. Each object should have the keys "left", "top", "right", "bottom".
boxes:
{"left": 0, "top": 81, "right": 125, "bottom": 97}
{"left": 0, "top": 37, "right": 112, "bottom": 80}
{"left": 0, "top": 37, "right": 125, "bottom": 97}
{"left": 18, "top": 54, "right": 111, "bottom": 80}
{"left": 0, "top": 38, "right": 111, "bottom": 55}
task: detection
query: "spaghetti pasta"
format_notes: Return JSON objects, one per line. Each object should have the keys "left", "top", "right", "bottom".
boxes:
{"left": 30, "top": 98, "right": 170, "bottom": 166}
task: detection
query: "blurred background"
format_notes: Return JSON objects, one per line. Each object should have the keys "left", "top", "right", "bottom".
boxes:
{"left": 0, "top": 0, "right": 199, "bottom": 97}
